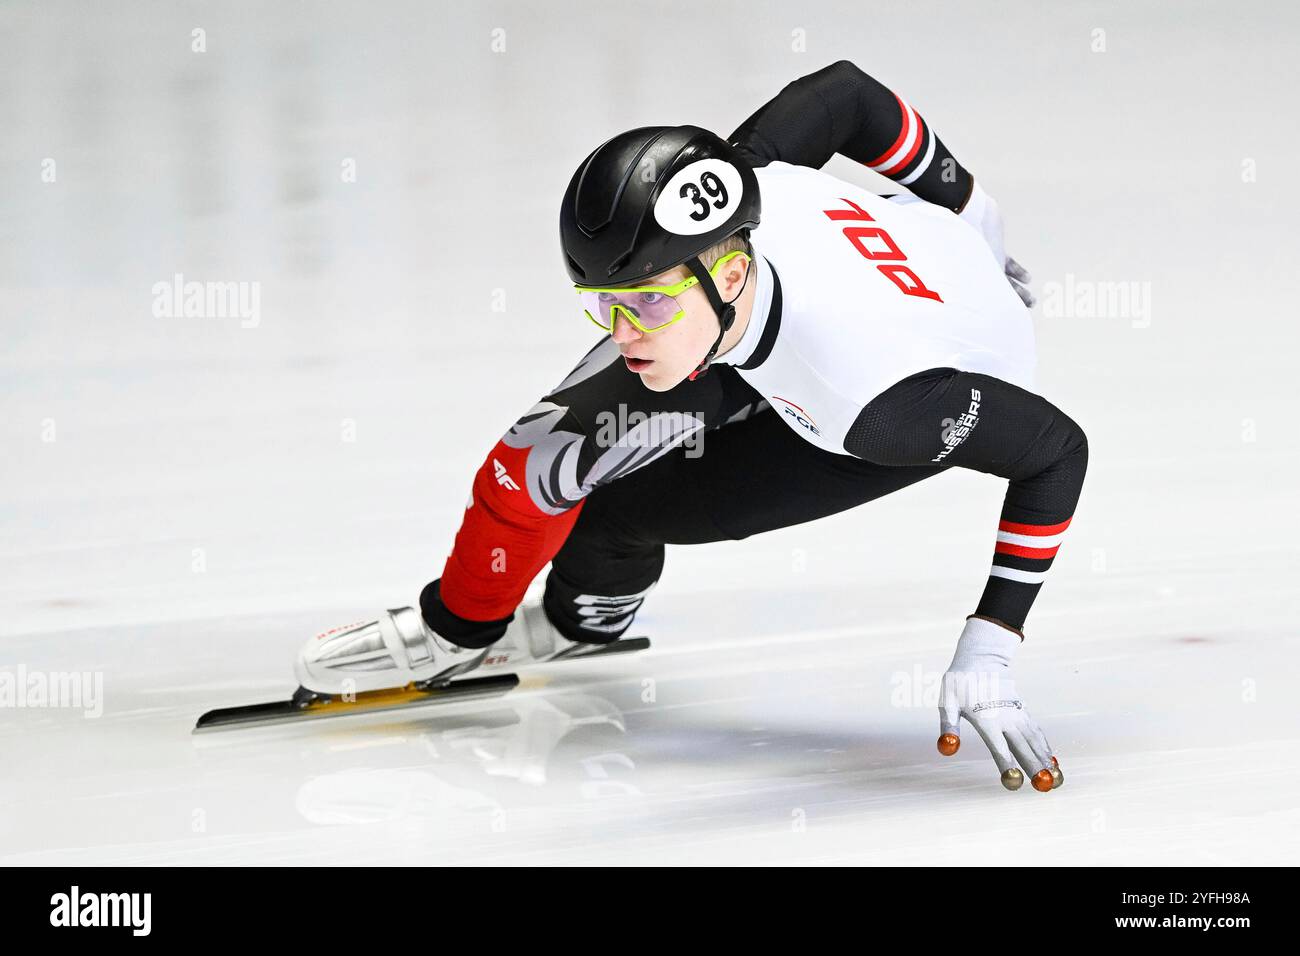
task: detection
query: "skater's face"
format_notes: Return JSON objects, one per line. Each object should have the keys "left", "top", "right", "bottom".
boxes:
{"left": 606, "top": 255, "right": 751, "bottom": 392}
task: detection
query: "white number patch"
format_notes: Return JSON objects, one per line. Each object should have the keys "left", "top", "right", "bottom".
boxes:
{"left": 653, "top": 158, "right": 744, "bottom": 236}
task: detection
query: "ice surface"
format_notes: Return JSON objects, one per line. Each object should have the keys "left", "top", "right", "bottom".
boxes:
{"left": 2, "top": 0, "right": 1297, "bottom": 864}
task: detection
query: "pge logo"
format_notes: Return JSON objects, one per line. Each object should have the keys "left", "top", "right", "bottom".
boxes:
{"left": 772, "top": 396, "right": 822, "bottom": 437}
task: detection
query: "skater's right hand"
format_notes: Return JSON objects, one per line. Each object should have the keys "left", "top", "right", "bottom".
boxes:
{"left": 936, "top": 615, "right": 1063, "bottom": 792}
{"left": 958, "top": 180, "right": 1035, "bottom": 308}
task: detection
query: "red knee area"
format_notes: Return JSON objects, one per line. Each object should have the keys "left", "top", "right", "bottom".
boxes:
{"left": 440, "top": 440, "right": 585, "bottom": 622}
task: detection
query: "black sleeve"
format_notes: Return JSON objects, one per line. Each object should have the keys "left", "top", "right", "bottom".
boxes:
{"left": 729, "top": 60, "right": 974, "bottom": 212}
{"left": 844, "top": 367, "right": 1089, "bottom": 632}
{"left": 426, "top": 336, "right": 766, "bottom": 645}
{"left": 534, "top": 337, "right": 767, "bottom": 511}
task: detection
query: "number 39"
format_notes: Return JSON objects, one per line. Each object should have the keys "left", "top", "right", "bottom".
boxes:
{"left": 680, "top": 171, "right": 729, "bottom": 222}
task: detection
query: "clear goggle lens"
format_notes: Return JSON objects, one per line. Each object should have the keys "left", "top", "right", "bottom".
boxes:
{"left": 574, "top": 251, "right": 750, "bottom": 334}
{"left": 578, "top": 289, "right": 688, "bottom": 332}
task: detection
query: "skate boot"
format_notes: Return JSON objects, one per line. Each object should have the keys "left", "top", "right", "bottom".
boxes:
{"left": 195, "top": 600, "right": 653, "bottom": 731}
{"left": 475, "top": 600, "right": 627, "bottom": 674}
{"left": 294, "top": 608, "right": 488, "bottom": 701}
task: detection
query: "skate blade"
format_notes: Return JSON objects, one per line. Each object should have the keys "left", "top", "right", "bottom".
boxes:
{"left": 551, "top": 635, "right": 651, "bottom": 661}
{"left": 192, "top": 673, "right": 520, "bottom": 733}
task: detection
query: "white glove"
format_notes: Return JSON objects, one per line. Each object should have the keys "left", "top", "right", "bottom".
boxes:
{"left": 958, "top": 181, "right": 1035, "bottom": 308}
{"left": 937, "top": 615, "right": 1063, "bottom": 791}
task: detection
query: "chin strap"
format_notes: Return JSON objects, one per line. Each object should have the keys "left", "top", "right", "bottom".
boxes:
{"left": 685, "top": 253, "right": 751, "bottom": 382}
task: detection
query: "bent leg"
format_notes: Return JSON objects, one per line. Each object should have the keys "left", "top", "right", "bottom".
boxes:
{"left": 545, "top": 407, "right": 946, "bottom": 642}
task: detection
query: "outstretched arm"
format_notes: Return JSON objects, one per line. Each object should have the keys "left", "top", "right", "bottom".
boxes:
{"left": 425, "top": 338, "right": 746, "bottom": 647}
{"left": 846, "top": 366, "right": 1086, "bottom": 791}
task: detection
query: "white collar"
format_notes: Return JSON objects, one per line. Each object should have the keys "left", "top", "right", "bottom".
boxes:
{"left": 714, "top": 252, "right": 771, "bottom": 367}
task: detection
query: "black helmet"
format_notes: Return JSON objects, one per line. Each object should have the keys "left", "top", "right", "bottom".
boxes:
{"left": 559, "top": 125, "right": 761, "bottom": 377}
{"left": 560, "top": 125, "right": 760, "bottom": 286}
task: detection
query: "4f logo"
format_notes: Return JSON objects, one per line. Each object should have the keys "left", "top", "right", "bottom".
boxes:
{"left": 493, "top": 458, "right": 519, "bottom": 491}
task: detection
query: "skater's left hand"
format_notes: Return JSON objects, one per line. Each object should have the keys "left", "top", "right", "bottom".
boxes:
{"left": 958, "top": 180, "right": 1035, "bottom": 308}
{"left": 936, "top": 614, "right": 1063, "bottom": 792}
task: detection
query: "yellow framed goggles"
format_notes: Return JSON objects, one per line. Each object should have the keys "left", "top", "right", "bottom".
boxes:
{"left": 575, "top": 251, "right": 750, "bottom": 333}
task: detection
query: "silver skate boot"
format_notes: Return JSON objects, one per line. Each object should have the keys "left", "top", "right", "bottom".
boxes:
{"left": 294, "top": 608, "right": 488, "bottom": 700}
{"left": 474, "top": 600, "right": 626, "bottom": 674}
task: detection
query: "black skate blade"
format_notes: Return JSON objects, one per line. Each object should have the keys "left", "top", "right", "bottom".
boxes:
{"left": 553, "top": 635, "right": 651, "bottom": 660}
{"left": 192, "top": 673, "right": 520, "bottom": 733}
